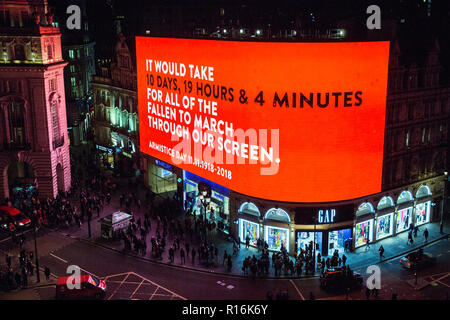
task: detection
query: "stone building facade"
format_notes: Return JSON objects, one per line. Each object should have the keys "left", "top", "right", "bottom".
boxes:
{"left": 0, "top": 0, "right": 71, "bottom": 200}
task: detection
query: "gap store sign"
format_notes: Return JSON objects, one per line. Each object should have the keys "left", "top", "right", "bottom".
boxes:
{"left": 318, "top": 209, "right": 336, "bottom": 224}
{"left": 295, "top": 204, "right": 354, "bottom": 225}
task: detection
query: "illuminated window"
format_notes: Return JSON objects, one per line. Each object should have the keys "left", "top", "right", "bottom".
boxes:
{"left": 69, "top": 50, "right": 75, "bottom": 59}
{"left": 70, "top": 65, "right": 75, "bottom": 73}
{"left": 70, "top": 77, "right": 76, "bottom": 87}
{"left": 405, "top": 131, "right": 410, "bottom": 147}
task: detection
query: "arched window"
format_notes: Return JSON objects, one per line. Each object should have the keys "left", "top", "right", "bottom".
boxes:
{"left": 397, "top": 190, "right": 414, "bottom": 205}
{"left": 264, "top": 208, "right": 290, "bottom": 223}
{"left": 356, "top": 202, "right": 375, "bottom": 216}
{"left": 377, "top": 196, "right": 395, "bottom": 211}
{"left": 416, "top": 185, "right": 432, "bottom": 199}
{"left": 51, "top": 99, "right": 61, "bottom": 143}
{"left": 238, "top": 202, "right": 260, "bottom": 217}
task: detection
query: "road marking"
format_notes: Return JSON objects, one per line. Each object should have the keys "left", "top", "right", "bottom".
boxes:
{"left": 149, "top": 286, "right": 159, "bottom": 300}
{"left": 49, "top": 253, "right": 68, "bottom": 264}
{"left": 107, "top": 273, "right": 130, "bottom": 300}
{"left": 130, "top": 280, "right": 145, "bottom": 300}
{"left": 289, "top": 279, "right": 305, "bottom": 300}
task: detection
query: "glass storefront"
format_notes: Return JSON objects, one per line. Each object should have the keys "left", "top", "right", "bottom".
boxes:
{"left": 395, "top": 207, "right": 413, "bottom": 233}
{"left": 265, "top": 226, "right": 289, "bottom": 252}
{"left": 183, "top": 171, "right": 230, "bottom": 233}
{"left": 328, "top": 228, "right": 352, "bottom": 256}
{"left": 355, "top": 219, "right": 373, "bottom": 248}
{"left": 297, "top": 231, "right": 322, "bottom": 256}
{"left": 147, "top": 160, "right": 177, "bottom": 195}
{"left": 376, "top": 213, "right": 394, "bottom": 240}
{"left": 415, "top": 201, "right": 431, "bottom": 226}
{"left": 239, "top": 219, "right": 259, "bottom": 247}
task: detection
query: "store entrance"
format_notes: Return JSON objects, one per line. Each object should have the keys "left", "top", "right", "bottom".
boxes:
{"left": 297, "top": 231, "right": 322, "bottom": 258}
{"left": 327, "top": 229, "right": 352, "bottom": 256}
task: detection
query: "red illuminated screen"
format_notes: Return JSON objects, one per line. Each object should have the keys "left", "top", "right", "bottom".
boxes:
{"left": 136, "top": 37, "right": 389, "bottom": 202}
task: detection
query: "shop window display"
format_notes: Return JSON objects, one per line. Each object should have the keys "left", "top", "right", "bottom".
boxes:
{"left": 355, "top": 220, "right": 373, "bottom": 248}
{"left": 415, "top": 201, "right": 431, "bottom": 226}
{"left": 265, "top": 226, "right": 289, "bottom": 252}
{"left": 297, "top": 231, "right": 322, "bottom": 256}
{"left": 376, "top": 213, "right": 393, "bottom": 240}
{"left": 328, "top": 228, "right": 352, "bottom": 256}
{"left": 239, "top": 219, "right": 259, "bottom": 247}
{"left": 183, "top": 171, "right": 231, "bottom": 233}
{"left": 395, "top": 207, "right": 412, "bottom": 233}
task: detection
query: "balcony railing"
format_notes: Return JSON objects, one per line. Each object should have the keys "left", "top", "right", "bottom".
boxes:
{"left": 52, "top": 136, "right": 65, "bottom": 149}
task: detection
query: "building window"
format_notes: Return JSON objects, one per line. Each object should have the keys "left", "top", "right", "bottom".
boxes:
{"left": 6, "top": 99, "right": 26, "bottom": 145}
{"left": 13, "top": 45, "right": 26, "bottom": 60}
{"left": 70, "top": 65, "right": 75, "bottom": 73}
{"left": 47, "top": 45, "right": 53, "bottom": 60}
{"left": 422, "top": 128, "right": 426, "bottom": 143}
{"left": 70, "top": 77, "right": 76, "bottom": 87}
{"left": 69, "top": 50, "right": 75, "bottom": 59}
{"left": 51, "top": 100, "right": 60, "bottom": 142}
{"left": 49, "top": 79, "right": 57, "bottom": 91}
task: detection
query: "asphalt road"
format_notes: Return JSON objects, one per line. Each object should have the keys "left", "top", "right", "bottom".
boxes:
{"left": 1, "top": 228, "right": 449, "bottom": 300}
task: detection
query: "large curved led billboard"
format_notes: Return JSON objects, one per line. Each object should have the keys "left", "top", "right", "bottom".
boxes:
{"left": 136, "top": 37, "right": 389, "bottom": 202}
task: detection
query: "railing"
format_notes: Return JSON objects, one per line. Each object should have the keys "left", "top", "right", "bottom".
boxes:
{"left": 52, "top": 136, "right": 65, "bottom": 149}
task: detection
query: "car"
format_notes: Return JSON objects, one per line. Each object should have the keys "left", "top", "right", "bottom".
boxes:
{"left": 400, "top": 250, "right": 436, "bottom": 269}
{"left": 56, "top": 274, "right": 106, "bottom": 300}
{"left": 319, "top": 267, "right": 363, "bottom": 293}
{"left": 0, "top": 206, "right": 32, "bottom": 232}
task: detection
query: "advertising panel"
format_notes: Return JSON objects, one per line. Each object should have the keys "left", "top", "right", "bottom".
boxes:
{"left": 136, "top": 37, "right": 389, "bottom": 202}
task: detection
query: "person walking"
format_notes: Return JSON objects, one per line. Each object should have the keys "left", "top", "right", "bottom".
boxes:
{"left": 407, "top": 231, "right": 414, "bottom": 245}
{"left": 378, "top": 245, "right": 385, "bottom": 261}
{"left": 245, "top": 235, "right": 250, "bottom": 249}
{"left": 365, "top": 237, "right": 370, "bottom": 251}
{"left": 180, "top": 248, "right": 185, "bottom": 264}
{"left": 365, "top": 287, "right": 371, "bottom": 300}
{"left": 191, "top": 248, "right": 196, "bottom": 265}
{"left": 413, "top": 225, "right": 420, "bottom": 237}
{"left": 44, "top": 266, "right": 51, "bottom": 281}
{"left": 424, "top": 228, "right": 429, "bottom": 242}
{"left": 342, "top": 254, "right": 347, "bottom": 266}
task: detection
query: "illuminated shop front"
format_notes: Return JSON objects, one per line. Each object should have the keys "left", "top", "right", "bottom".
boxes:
{"left": 294, "top": 204, "right": 354, "bottom": 257}
{"left": 376, "top": 213, "right": 394, "bottom": 240}
{"left": 297, "top": 231, "right": 322, "bottom": 256}
{"left": 415, "top": 185, "right": 433, "bottom": 227}
{"left": 147, "top": 159, "right": 178, "bottom": 195}
{"left": 240, "top": 219, "right": 260, "bottom": 247}
{"left": 415, "top": 201, "right": 431, "bottom": 226}
{"left": 263, "top": 208, "right": 290, "bottom": 251}
{"left": 375, "top": 196, "right": 395, "bottom": 240}
{"left": 238, "top": 202, "right": 261, "bottom": 247}
{"left": 355, "top": 220, "right": 374, "bottom": 247}
{"left": 95, "top": 144, "right": 115, "bottom": 169}
{"left": 183, "top": 171, "right": 230, "bottom": 234}
{"left": 328, "top": 229, "right": 352, "bottom": 256}
{"left": 395, "top": 190, "right": 414, "bottom": 234}
{"left": 395, "top": 207, "right": 413, "bottom": 233}
{"left": 355, "top": 202, "right": 375, "bottom": 248}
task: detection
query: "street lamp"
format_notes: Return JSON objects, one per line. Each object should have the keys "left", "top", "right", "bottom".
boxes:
{"left": 33, "top": 221, "right": 40, "bottom": 283}
{"left": 441, "top": 171, "right": 448, "bottom": 234}
{"left": 312, "top": 216, "right": 317, "bottom": 273}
